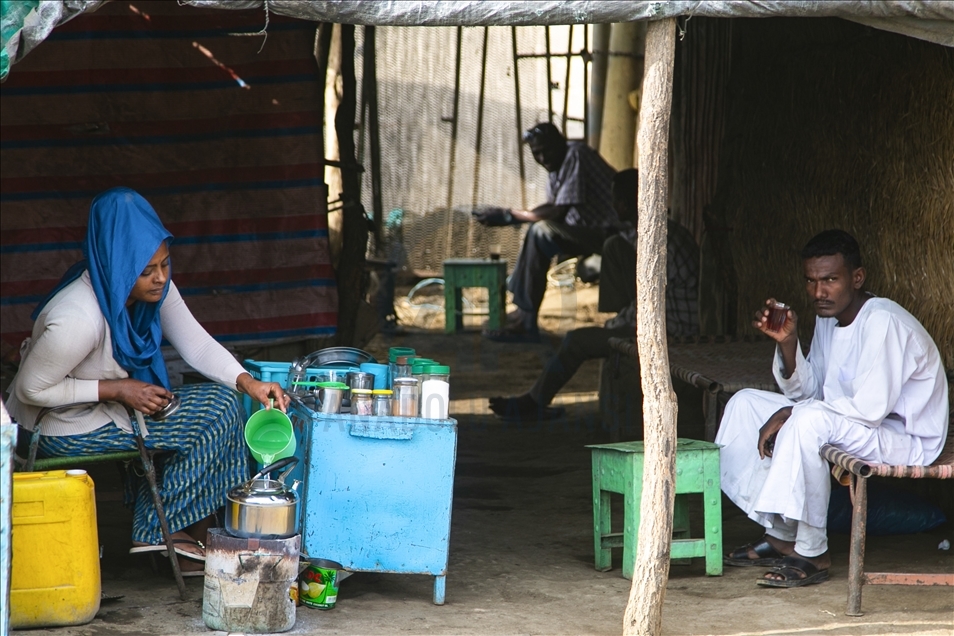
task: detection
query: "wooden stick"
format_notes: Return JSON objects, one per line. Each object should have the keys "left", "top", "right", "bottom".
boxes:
{"left": 334, "top": 24, "right": 369, "bottom": 346}
{"left": 624, "top": 17, "right": 678, "bottom": 636}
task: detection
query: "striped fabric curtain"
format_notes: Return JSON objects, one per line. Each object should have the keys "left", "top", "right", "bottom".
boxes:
{"left": 0, "top": 1, "right": 336, "bottom": 362}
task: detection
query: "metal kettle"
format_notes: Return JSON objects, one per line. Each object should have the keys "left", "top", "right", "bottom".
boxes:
{"left": 225, "top": 457, "right": 300, "bottom": 539}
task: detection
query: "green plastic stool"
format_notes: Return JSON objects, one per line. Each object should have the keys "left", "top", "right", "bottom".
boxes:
{"left": 442, "top": 258, "right": 507, "bottom": 333}
{"left": 587, "top": 438, "right": 722, "bottom": 578}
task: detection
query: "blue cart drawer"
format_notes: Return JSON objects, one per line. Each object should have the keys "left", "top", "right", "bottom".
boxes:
{"left": 294, "top": 406, "right": 457, "bottom": 603}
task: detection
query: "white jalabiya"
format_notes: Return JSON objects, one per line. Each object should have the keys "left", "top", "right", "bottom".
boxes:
{"left": 716, "top": 297, "right": 948, "bottom": 556}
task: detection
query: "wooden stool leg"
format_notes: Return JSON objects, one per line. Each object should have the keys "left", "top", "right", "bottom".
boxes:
{"left": 846, "top": 474, "right": 868, "bottom": 616}
{"left": 594, "top": 491, "right": 612, "bottom": 572}
{"left": 487, "top": 280, "right": 505, "bottom": 331}
{"left": 671, "top": 495, "right": 692, "bottom": 566}
{"left": 622, "top": 456, "right": 643, "bottom": 580}
{"left": 443, "top": 273, "right": 457, "bottom": 334}
{"left": 592, "top": 454, "right": 612, "bottom": 571}
{"left": 702, "top": 451, "right": 723, "bottom": 576}
{"left": 672, "top": 495, "right": 690, "bottom": 538}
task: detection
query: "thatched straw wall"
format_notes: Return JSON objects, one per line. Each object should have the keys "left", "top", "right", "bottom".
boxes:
{"left": 712, "top": 18, "right": 954, "bottom": 369}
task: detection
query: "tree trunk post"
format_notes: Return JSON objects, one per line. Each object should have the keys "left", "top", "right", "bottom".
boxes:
{"left": 623, "top": 18, "right": 678, "bottom": 636}
{"left": 334, "top": 24, "right": 368, "bottom": 346}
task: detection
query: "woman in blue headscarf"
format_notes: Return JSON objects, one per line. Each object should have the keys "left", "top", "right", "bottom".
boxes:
{"left": 6, "top": 188, "right": 289, "bottom": 575}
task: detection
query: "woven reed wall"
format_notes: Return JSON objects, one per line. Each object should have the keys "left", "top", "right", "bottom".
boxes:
{"left": 714, "top": 18, "right": 954, "bottom": 368}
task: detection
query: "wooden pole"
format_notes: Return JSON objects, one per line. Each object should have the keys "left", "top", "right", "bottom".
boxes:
{"left": 511, "top": 26, "right": 528, "bottom": 210}
{"left": 334, "top": 24, "right": 368, "bottom": 346}
{"left": 587, "top": 23, "right": 611, "bottom": 150}
{"left": 599, "top": 22, "right": 646, "bottom": 171}
{"left": 315, "top": 24, "right": 332, "bottom": 173}
{"left": 363, "top": 26, "right": 383, "bottom": 254}
{"left": 623, "top": 17, "right": 677, "bottom": 636}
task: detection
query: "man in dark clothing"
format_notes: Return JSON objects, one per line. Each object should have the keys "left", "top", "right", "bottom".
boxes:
{"left": 489, "top": 168, "right": 699, "bottom": 421}
{"left": 474, "top": 123, "right": 617, "bottom": 341}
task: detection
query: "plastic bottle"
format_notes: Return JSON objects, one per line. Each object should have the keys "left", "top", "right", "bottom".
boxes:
{"left": 421, "top": 365, "right": 450, "bottom": 419}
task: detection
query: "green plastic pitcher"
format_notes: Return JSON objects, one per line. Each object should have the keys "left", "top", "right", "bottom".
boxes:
{"left": 244, "top": 400, "right": 296, "bottom": 466}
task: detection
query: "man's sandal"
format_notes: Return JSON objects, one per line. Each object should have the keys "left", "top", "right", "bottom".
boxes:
{"left": 757, "top": 555, "right": 830, "bottom": 588}
{"left": 724, "top": 537, "right": 785, "bottom": 567}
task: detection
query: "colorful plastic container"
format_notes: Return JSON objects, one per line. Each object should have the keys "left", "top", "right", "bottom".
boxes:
{"left": 11, "top": 469, "right": 101, "bottom": 629}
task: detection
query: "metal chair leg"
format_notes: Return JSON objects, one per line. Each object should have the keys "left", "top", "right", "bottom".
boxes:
{"left": 24, "top": 410, "right": 46, "bottom": 472}
{"left": 135, "top": 435, "right": 187, "bottom": 600}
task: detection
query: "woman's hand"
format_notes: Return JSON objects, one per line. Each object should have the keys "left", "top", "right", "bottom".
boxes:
{"left": 758, "top": 407, "right": 793, "bottom": 459}
{"left": 99, "top": 378, "right": 174, "bottom": 416}
{"left": 236, "top": 372, "right": 290, "bottom": 413}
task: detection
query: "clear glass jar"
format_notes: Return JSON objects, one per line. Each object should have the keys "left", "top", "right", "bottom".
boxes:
{"left": 391, "top": 377, "right": 420, "bottom": 417}
{"left": 287, "top": 359, "right": 308, "bottom": 396}
{"left": 421, "top": 365, "right": 450, "bottom": 419}
{"left": 351, "top": 389, "right": 373, "bottom": 416}
{"left": 388, "top": 347, "right": 416, "bottom": 387}
{"left": 393, "top": 355, "right": 415, "bottom": 381}
{"left": 372, "top": 389, "right": 393, "bottom": 416}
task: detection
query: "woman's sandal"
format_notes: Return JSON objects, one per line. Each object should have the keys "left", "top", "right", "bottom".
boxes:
{"left": 757, "top": 555, "right": 830, "bottom": 588}
{"left": 129, "top": 542, "right": 166, "bottom": 555}
{"left": 160, "top": 537, "right": 206, "bottom": 562}
{"left": 724, "top": 536, "right": 785, "bottom": 567}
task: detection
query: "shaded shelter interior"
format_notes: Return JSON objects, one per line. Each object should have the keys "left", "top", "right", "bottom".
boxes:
{"left": 2, "top": 9, "right": 953, "bottom": 633}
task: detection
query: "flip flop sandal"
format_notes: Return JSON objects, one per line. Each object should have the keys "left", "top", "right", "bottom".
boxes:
{"left": 757, "top": 555, "right": 830, "bottom": 588}
{"left": 129, "top": 543, "right": 167, "bottom": 555}
{"left": 724, "top": 537, "right": 785, "bottom": 567}
{"left": 160, "top": 538, "right": 207, "bottom": 562}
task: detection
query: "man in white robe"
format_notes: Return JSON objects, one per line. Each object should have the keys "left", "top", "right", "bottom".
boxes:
{"left": 716, "top": 229, "right": 948, "bottom": 587}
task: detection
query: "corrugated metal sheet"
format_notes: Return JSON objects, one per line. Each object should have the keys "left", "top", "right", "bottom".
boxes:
{"left": 3, "top": 1, "right": 951, "bottom": 82}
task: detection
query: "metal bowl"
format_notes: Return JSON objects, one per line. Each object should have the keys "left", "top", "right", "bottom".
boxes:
{"left": 302, "top": 347, "right": 376, "bottom": 369}
{"left": 314, "top": 368, "right": 355, "bottom": 384}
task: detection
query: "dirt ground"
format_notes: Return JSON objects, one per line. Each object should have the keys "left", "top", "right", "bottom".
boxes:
{"left": 11, "top": 285, "right": 954, "bottom": 636}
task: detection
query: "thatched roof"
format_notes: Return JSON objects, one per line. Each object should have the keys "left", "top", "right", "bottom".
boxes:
{"left": 715, "top": 19, "right": 954, "bottom": 368}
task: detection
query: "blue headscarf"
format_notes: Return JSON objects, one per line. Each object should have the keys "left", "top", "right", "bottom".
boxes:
{"left": 33, "top": 188, "right": 174, "bottom": 389}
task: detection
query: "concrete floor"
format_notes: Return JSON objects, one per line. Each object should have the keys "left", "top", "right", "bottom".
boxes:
{"left": 11, "top": 323, "right": 954, "bottom": 636}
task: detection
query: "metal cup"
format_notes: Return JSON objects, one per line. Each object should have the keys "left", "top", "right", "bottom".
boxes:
{"left": 347, "top": 371, "right": 374, "bottom": 391}
{"left": 315, "top": 385, "right": 346, "bottom": 414}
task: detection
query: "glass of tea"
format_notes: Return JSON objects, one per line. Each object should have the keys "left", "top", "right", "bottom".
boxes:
{"left": 767, "top": 301, "right": 789, "bottom": 332}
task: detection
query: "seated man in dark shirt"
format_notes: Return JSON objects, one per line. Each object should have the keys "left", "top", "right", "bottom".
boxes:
{"left": 474, "top": 123, "right": 618, "bottom": 342}
{"left": 489, "top": 169, "right": 699, "bottom": 420}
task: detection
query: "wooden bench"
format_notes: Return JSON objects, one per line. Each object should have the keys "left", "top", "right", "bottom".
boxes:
{"left": 820, "top": 417, "right": 954, "bottom": 616}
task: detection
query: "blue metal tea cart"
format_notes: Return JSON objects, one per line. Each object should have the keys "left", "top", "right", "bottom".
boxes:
{"left": 290, "top": 406, "right": 457, "bottom": 604}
